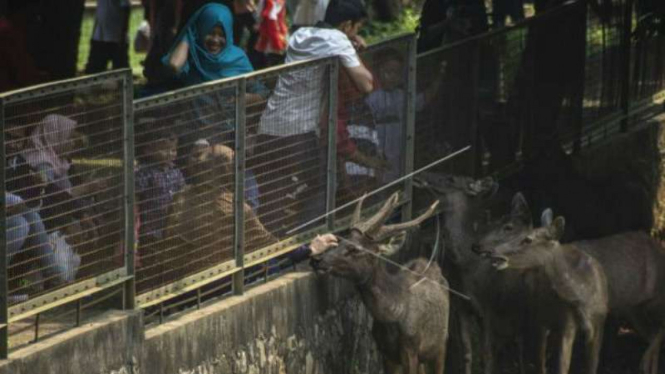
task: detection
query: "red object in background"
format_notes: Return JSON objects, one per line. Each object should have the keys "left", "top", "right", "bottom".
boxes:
{"left": 254, "top": 0, "right": 288, "bottom": 54}
{"left": 0, "top": 17, "right": 42, "bottom": 93}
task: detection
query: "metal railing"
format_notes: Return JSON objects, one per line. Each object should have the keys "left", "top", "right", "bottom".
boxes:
{"left": 0, "top": 0, "right": 664, "bottom": 357}
{"left": 0, "top": 35, "right": 418, "bottom": 352}
{"left": 0, "top": 70, "right": 134, "bottom": 356}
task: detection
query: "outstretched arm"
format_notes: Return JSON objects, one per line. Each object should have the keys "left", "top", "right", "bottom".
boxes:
{"left": 168, "top": 40, "right": 189, "bottom": 74}
{"left": 289, "top": 234, "right": 338, "bottom": 263}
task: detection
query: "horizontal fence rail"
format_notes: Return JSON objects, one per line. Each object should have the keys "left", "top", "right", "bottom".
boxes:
{"left": 0, "top": 70, "right": 133, "bottom": 357}
{"left": 0, "top": 0, "right": 664, "bottom": 357}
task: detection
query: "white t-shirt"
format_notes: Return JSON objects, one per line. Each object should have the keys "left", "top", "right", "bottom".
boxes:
{"left": 292, "top": 0, "right": 330, "bottom": 26}
{"left": 258, "top": 27, "right": 361, "bottom": 137}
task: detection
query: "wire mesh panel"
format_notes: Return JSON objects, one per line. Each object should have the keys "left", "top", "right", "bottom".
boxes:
{"left": 133, "top": 79, "right": 240, "bottom": 300}
{"left": 631, "top": 10, "right": 665, "bottom": 106}
{"left": 583, "top": 0, "right": 626, "bottom": 125}
{"left": 332, "top": 36, "right": 414, "bottom": 212}
{"left": 247, "top": 59, "right": 335, "bottom": 242}
{"left": 0, "top": 72, "right": 130, "bottom": 315}
{"left": 415, "top": 40, "right": 478, "bottom": 175}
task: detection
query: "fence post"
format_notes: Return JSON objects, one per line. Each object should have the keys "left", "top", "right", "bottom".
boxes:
{"left": 469, "top": 41, "right": 482, "bottom": 177}
{"left": 122, "top": 70, "right": 136, "bottom": 310}
{"left": 620, "top": 0, "right": 634, "bottom": 132}
{"left": 326, "top": 60, "right": 339, "bottom": 231}
{"left": 0, "top": 97, "right": 8, "bottom": 359}
{"left": 573, "top": 0, "right": 588, "bottom": 153}
{"left": 234, "top": 79, "right": 247, "bottom": 295}
{"left": 402, "top": 36, "right": 417, "bottom": 220}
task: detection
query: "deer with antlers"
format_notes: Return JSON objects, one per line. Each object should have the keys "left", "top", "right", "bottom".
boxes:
{"left": 311, "top": 193, "right": 448, "bottom": 374}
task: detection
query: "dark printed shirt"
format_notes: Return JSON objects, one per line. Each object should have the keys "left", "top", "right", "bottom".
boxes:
{"left": 135, "top": 165, "right": 186, "bottom": 241}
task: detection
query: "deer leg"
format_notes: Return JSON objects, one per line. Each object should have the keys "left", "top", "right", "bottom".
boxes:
{"left": 400, "top": 347, "right": 419, "bottom": 374}
{"left": 482, "top": 317, "right": 495, "bottom": 374}
{"left": 523, "top": 326, "right": 548, "bottom": 374}
{"left": 554, "top": 317, "right": 577, "bottom": 374}
{"left": 384, "top": 358, "right": 401, "bottom": 374}
{"left": 581, "top": 318, "right": 604, "bottom": 374}
{"left": 458, "top": 312, "right": 473, "bottom": 374}
{"left": 434, "top": 333, "right": 448, "bottom": 374}
{"left": 641, "top": 329, "right": 664, "bottom": 374}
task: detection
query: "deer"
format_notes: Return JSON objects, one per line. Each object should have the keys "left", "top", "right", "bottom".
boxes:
{"left": 477, "top": 206, "right": 665, "bottom": 374}
{"left": 475, "top": 210, "right": 609, "bottom": 374}
{"left": 415, "top": 173, "right": 535, "bottom": 374}
{"left": 310, "top": 192, "right": 448, "bottom": 374}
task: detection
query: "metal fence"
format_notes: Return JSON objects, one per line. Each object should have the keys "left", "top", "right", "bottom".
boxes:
{"left": 413, "top": 0, "right": 665, "bottom": 178}
{"left": 0, "top": 70, "right": 133, "bottom": 356}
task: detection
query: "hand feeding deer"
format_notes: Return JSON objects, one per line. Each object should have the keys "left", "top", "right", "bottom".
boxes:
{"left": 478, "top": 206, "right": 665, "bottom": 374}
{"left": 311, "top": 192, "right": 449, "bottom": 374}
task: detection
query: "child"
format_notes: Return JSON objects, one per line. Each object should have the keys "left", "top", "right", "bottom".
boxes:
{"left": 135, "top": 129, "right": 186, "bottom": 245}
{"left": 365, "top": 49, "right": 446, "bottom": 183}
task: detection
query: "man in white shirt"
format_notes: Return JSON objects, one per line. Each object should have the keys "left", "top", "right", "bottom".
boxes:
{"left": 254, "top": 0, "right": 374, "bottom": 235}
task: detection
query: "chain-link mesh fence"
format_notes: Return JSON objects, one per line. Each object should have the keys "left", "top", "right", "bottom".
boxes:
{"left": 0, "top": 73, "right": 129, "bottom": 311}
{"left": 246, "top": 59, "right": 334, "bottom": 242}
{"left": 415, "top": 40, "right": 479, "bottom": 176}
{"left": 631, "top": 9, "right": 665, "bottom": 105}
{"left": 133, "top": 80, "right": 240, "bottom": 300}
{"left": 583, "top": 0, "right": 626, "bottom": 125}
{"left": 333, "top": 37, "right": 412, "bottom": 211}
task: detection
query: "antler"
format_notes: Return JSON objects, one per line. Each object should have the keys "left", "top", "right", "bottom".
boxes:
{"left": 353, "top": 192, "right": 400, "bottom": 236}
{"left": 351, "top": 193, "right": 367, "bottom": 227}
{"left": 372, "top": 200, "right": 440, "bottom": 241}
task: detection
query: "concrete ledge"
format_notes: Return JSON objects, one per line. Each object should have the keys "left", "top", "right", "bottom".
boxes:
{"left": 142, "top": 271, "right": 380, "bottom": 374}
{"left": 0, "top": 271, "right": 381, "bottom": 374}
{"left": 0, "top": 310, "right": 143, "bottom": 374}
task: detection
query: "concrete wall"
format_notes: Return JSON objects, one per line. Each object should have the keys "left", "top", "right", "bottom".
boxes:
{"left": 0, "top": 272, "right": 382, "bottom": 374}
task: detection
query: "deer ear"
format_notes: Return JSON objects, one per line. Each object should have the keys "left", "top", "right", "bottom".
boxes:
{"left": 540, "top": 208, "right": 553, "bottom": 227}
{"left": 548, "top": 217, "right": 566, "bottom": 240}
{"left": 510, "top": 193, "right": 532, "bottom": 226}
{"left": 378, "top": 232, "right": 407, "bottom": 256}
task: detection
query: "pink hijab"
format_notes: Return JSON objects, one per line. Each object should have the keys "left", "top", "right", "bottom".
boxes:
{"left": 22, "top": 114, "right": 77, "bottom": 178}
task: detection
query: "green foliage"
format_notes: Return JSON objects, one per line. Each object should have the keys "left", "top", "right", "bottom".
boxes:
{"left": 361, "top": 7, "right": 420, "bottom": 44}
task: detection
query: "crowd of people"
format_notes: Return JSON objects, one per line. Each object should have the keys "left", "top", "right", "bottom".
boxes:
{"left": 0, "top": 0, "right": 429, "bottom": 299}
{"left": 0, "top": 0, "right": 527, "bottom": 299}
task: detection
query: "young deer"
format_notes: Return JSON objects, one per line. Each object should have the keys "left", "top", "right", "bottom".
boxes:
{"left": 476, "top": 213, "right": 608, "bottom": 374}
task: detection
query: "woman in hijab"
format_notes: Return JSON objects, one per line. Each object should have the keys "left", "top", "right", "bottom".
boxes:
{"left": 162, "top": 3, "right": 266, "bottom": 210}
{"left": 164, "top": 3, "right": 254, "bottom": 85}
{"left": 22, "top": 114, "right": 101, "bottom": 235}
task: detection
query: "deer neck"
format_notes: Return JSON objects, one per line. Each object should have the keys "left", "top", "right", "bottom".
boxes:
{"left": 356, "top": 261, "right": 407, "bottom": 323}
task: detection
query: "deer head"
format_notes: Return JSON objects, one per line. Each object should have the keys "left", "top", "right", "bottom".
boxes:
{"left": 311, "top": 192, "right": 439, "bottom": 284}
{"left": 471, "top": 192, "right": 533, "bottom": 258}
{"left": 478, "top": 209, "right": 566, "bottom": 271}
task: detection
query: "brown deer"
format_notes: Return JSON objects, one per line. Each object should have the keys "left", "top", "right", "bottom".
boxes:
{"left": 311, "top": 193, "right": 448, "bottom": 374}
{"left": 475, "top": 214, "right": 609, "bottom": 374}
{"left": 417, "top": 174, "right": 531, "bottom": 374}
{"left": 478, "top": 207, "right": 665, "bottom": 374}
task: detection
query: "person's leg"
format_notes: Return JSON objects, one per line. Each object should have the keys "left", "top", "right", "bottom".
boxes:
{"left": 85, "top": 40, "right": 112, "bottom": 74}
{"left": 21, "top": 209, "right": 59, "bottom": 284}
{"left": 6, "top": 215, "right": 29, "bottom": 265}
{"left": 509, "top": 0, "right": 525, "bottom": 23}
{"left": 492, "top": 0, "right": 507, "bottom": 27}
{"left": 111, "top": 42, "right": 130, "bottom": 70}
